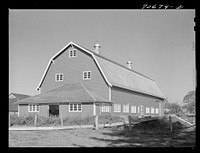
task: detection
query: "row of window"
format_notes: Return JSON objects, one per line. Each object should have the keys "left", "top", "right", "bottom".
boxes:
{"left": 113, "top": 104, "right": 159, "bottom": 114}
{"left": 28, "top": 104, "right": 82, "bottom": 112}
{"left": 55, "top": 71, "right": 91, "bottom": 82}
{"left": 28, "top": 104, "right": 159, "bottom": 114}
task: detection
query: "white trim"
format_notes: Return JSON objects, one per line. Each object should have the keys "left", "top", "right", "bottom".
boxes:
{"left": 55, "top": 73, "right": 64, "bottom": 82}
{"left": 159, "top": 101, "right": 162, "bottom": 116}
{"left": 83, "top": 71, "right": 91, "bottom": 80}
{"left": 92, "top": 55, "right": 112, "bottom": 87}
{"left": 69, "top": 103, "right": 82, "bottom": 112}
{"left": 28, "top": 104, "right": 40, "bottom": 112}
{"left": 113, "top": 104, "right": 121, "bottom": 112}
{"left": 109, "top": 86, "right": 111, "bottom": 101}
{"left": 36, "top": 41, "right": 112, "bottom": 90}
{"left": 93, "top": 102, "right": 96, "bottom": 116}
{"left": 18, "top": 105, "right": 19, "bottom": 117}
{"left": 68, "top": 48, "right": 77, "bottom": 58}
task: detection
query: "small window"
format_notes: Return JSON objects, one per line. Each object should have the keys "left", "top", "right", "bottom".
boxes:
{"left": 123, "top": 104, "right": 129, "bottom": 113}
{"left": 151, "top": 107, "right": 154, "bottom": 114}
{"left": 114, "top": 104, "right": 121, "bottom": 112}
{"left": 131, "top": 106, "right": 136, "bottom": 113}
{"left": 28, "top": 104, "right": 39, "bottom": 112}
{"left": 69, "top": 103, "right": 82, "bottom": 112}
{"left": 83, "top": 71, "right": 91, "bottom": 80}
{"left": 146, "top": 107, "right": 150, "bottom": 114}
{"left": 102, "top": 106, "right": 109, "bottom": 112}
{"left": 55, "top": 73, "right": 64, "bottom": 82}
{"left": 69, "top": 49, "right": 77, "bottom": 58}
{"left": 155, "top": 108, "right": 159, "bottom": 114}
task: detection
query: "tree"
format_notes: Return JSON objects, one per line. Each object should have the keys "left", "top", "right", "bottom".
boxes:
{"left": 165, "top": 102, "right": 182, "bottom": 115}
{"left": 182, "top": 91, "right": 195, "bottom": 114}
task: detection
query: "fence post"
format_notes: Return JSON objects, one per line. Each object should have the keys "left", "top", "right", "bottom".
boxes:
{"left": 95, "top": 115, "right": 99, "bottom": 130}
{"left": 60, "top": 115, "right": 63, "bottom": 127}
{"left": 34, "top": 114, "right": 37, "bottom": 127}
{"left": 169, "top": 115, "right": 173, "bottom": 133}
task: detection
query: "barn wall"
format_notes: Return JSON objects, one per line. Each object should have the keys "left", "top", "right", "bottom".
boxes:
{"left": 59, "top": 103, "right": 94, "bottom": 118}
{"left": 111, "top": 87, "right": 164, "bottom": 117}
{"left": 40, "top": 46, "right": 109, "bottom": 100}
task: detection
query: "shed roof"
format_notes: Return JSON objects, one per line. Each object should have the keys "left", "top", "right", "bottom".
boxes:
{"left": 15, "top": 83, "right": 111, "bottom": 104}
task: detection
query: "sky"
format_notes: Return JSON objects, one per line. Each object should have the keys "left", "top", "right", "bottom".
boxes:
{"left": 9, "top": 10, "right": 195, "bottom": 104}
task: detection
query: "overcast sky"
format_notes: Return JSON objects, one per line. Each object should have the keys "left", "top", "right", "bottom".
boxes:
{"left": 9, "top": 10, "right": 195, "bottom": 104}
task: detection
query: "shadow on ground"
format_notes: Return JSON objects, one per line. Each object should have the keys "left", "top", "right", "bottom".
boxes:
{"left": 89, "top": 119, "right": 196, "bottom": 147}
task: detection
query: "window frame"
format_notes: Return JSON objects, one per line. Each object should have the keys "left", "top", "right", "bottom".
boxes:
{"left": 123, "top": 104, "right": 129, "bottom": 113}
{"left": 113, "top": 104, "right": 121, "bottom": 112}
{"left": 69, "top": 103, "right": 82, "bottom": 112}
{"left": 69, "top": 49, "right": 77, "bottom": 58}
{"left": 55, "top": 73, "right": 64, "bottom": 82}
{"left": 155, "top": 108, "right": 159, "bottom": 114}
{"left": 101, "top": 106, "right": 110, "bottom": 112}
{"left": 83, "top": 71, "right": 91, "bottom": 80}
{"left": 28, "top": 104, "right": 40, "bottom": 112}
{"left": 151, "top": 107, "right": 155, "bottom": 114}
{"left": 146, "top": 107, "right": 150, "bottom": 114}
{"left": 131, "top": 106, "right": 136, "bottom": 113}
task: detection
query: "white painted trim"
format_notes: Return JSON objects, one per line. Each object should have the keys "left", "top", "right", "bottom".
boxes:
{"left": 55, "top": 73, "right": 64, "bottom": 82}
{"left": 28, "top": 104, "right": 40, "bottom": 112}
{"left": 159, "top": 101, "right": 162, "bottom": 116}
{"left": 18, "top": 105, "right": 19, "bottom": 117}
{"left": 92, "top": 55, "right": 112, "bottom": 87}
{"left": 83, "top": 71, "right": 91, "bottom": 80}
{"left": 69, "top": 103, "right": 82, "bottom": 112}
{"left": 109, "top": 86, "right": 111, "bottom": 101}
{"left": 36, "top": 41, "right": 112, "bottom": 90}
{"left": 93, "top": 102, "right": 96, "bottom": 116}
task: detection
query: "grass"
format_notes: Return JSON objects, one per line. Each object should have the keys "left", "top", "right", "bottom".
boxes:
{"left": 9, "top": 114, "right": 124, "bottom": 127}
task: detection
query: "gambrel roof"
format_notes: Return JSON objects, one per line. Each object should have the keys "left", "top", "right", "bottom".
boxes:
{"left": 15, "top": 83, "right": 111, "bottom": 104}
{"left": 36, "top": 41, "right": 165, "bottom": 99}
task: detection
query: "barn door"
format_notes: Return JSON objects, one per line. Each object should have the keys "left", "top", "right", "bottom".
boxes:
{"left": 141, "top": 105, "right": 144, "bottom": 116}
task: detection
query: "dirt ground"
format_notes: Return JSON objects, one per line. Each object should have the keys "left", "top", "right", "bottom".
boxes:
{"left": 9, "top": 126, "right": 195, "bottom": 147}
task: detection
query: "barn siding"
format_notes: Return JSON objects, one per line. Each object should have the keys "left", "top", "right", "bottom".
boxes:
{"left": 40, "top": 46, "right": 109, "bottom": 100}
{"left": 19, "top": 104, "right": 49, "bottom": 117}
{"left": 111, "top": 87, "right": 164, "bottom": 117}
{"left": 59, "top": 103, "right": 93, "bottom": 118}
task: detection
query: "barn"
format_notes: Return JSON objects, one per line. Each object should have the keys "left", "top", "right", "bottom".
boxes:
{"left": 15, "top": 41, "right": 165, "bottom": 118}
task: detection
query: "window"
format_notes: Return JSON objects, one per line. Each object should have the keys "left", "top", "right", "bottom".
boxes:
{"left": 137, "top": 106, "right": 140, "bottom": 113}
{"left": 131, "top": 106, "right": 136, "bottom": 113}
{"left": 69, "top": 49, "right": 77, "bottom": 58}
{"left": 146, "top": 107, "right": 150, "bottom": 114}
{"left": 155, "top": 108, "right": 159, "bottom": 114}
{"left": 69, "top": 103, "right": 82, "bottom": 112}
{"left": 123, "top": 104, "right": 129, "bottom": 113}
{"left": 55, "top": 73, "right": 64, "bottom": 82}
{"left": 151, "top": 107, "right": 154, "bottom": 114}
{"left": 102, "top": 106, "right": 109, "bottom": 112}
{"left": 114, "top": 104, "right": 121, "bottom": 112}
{"left": 28, "top": 104, "right": 40, "bottom": 112}
{"left": 83, "top": 71, "right": 91, "bottom": 80}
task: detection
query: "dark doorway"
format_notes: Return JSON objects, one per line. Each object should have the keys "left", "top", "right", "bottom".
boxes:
{"left": 49, "top": 105, "right": 59, "bottom": 117}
